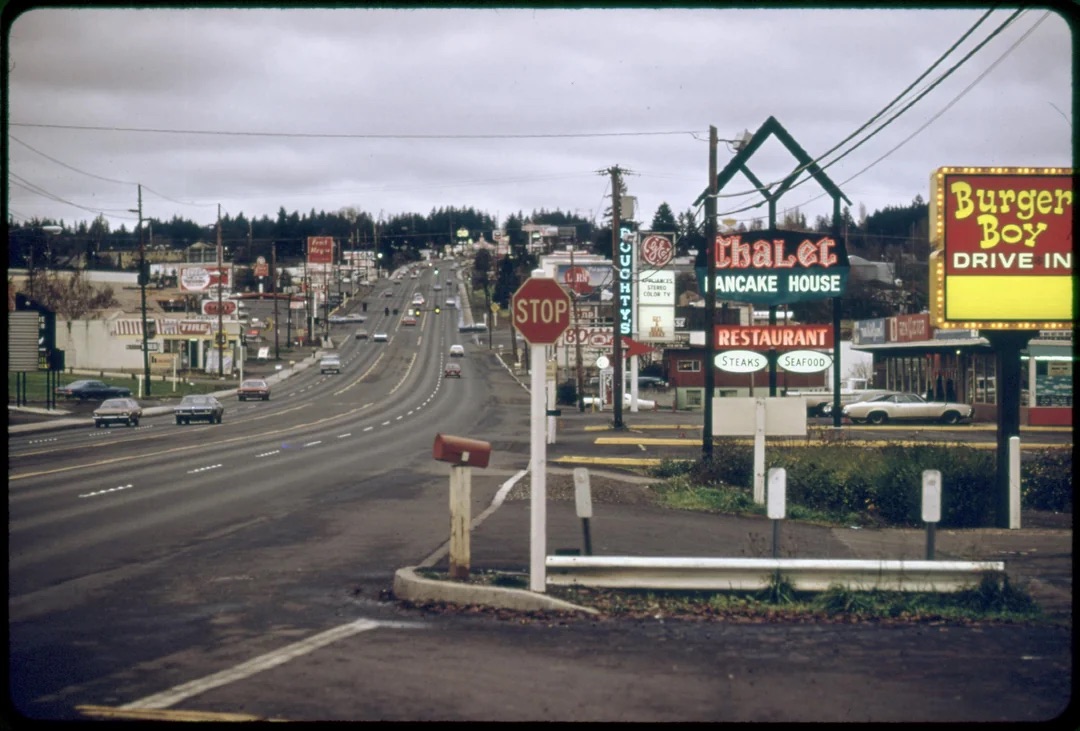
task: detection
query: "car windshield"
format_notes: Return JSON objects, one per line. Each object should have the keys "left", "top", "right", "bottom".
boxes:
{"left": 182, "top": 396, "right": 210, "bottom": 405}
{"left": 241, "top": 380, "right": 265, "bottom": 388}
{"left": 100, "top": 399, "right": 127, "bottom": 409}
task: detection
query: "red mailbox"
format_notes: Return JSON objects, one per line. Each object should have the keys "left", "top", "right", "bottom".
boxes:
{"left": 433, "top": 433, "right": 492, "bottom": 469}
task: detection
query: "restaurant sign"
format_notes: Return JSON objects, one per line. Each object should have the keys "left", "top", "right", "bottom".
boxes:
{"left": 929, "top": 166, "right": 1073, "bottom": 330}
{"left": 697, "top": 229, "right": 850, "bottom": 305}
{"left": 714, "top": 324, "right": 834, "bottom": 352}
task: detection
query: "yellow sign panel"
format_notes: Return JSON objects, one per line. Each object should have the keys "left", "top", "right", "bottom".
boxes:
{"left": 929, "top": 166, "right": 1073, "bottom": 330}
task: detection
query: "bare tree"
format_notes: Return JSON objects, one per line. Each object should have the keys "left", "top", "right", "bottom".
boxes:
{"left": 33, "top": 270, "right": 119, "bottom": 330}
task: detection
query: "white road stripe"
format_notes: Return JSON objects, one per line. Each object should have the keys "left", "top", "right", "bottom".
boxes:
{"left": 120, "top": 619, "right": 385, "bottom": 710}
{"left": 363, "top": 426, "right": 373, "bottom": 432}
{"left": 303, "top": 441, "right": 322, "bottom": 447}
{"left": 337, "top": 433, "right": 351, "bottom": 438}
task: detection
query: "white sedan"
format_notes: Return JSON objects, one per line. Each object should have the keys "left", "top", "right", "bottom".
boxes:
{"left": 842, "top": 392, "right": 973, "bottom": 425}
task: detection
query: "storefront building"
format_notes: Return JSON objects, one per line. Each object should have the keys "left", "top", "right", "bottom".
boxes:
{"left": 851, "top": 313, "right": 1072, "bottom": 426}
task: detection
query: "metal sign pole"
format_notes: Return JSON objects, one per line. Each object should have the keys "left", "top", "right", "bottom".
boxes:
{"left": 529, "top": 339, "right": 547, "bottom": 592}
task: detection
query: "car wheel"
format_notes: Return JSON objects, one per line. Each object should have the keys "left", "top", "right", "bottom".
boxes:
{"left": 940, "top": 411, "right": 961, "bottom": 425}
{"left": 130, "top": 418, "right": 139, "bottom": 427}
{"left": 264, "top": 395, "right": 270, "bottom": 401}
{"left": 867, "top": 411, "right": 888, "bottom": 425}
{"left": 176, "top": 417, "right": 183, "bottom": 425}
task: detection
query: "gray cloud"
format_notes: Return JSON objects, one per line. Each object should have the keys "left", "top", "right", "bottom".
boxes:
{"left": 6, "top": 6, "right": 1072, "bottom": 230}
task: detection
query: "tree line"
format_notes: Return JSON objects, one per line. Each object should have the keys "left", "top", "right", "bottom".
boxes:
{"left": 9, "top": 194, "right": 930, "bottom": 321}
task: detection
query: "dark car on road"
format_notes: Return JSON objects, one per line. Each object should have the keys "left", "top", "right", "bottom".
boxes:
{"left": 93, "top": 397, "right": 143, "bottom": 428}
{"left": 174, "top": 394, "right": 225, "bottom": 425}
{"left": 56, "top": 379, "right": 132, "bottom": 401}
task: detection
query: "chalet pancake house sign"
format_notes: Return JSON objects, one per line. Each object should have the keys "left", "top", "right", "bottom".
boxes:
{"left": 929, "top": 166, "right": 1073, "bottom": 330}
{"left": 703, "top": 229, "right": 850, "bottom": 305}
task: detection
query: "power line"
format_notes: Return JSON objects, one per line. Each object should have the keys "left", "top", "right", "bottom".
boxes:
{"left": 712, "top": 7, "right": 1027, "bottom": 218}
{"left": 9, "top": 123, "right": 704, "bottom": 141}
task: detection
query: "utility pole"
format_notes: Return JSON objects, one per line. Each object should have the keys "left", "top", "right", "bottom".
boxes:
{"left": 570, "top": 246, "right": 586, "bottom": 412}
{"left": 272, "top": 242, "right": 280, "bottom": 360}
{"left": 608, "top": 165, "right": 626, "bottom": 429}
{"left": 703, "top": 126, "right": 718, "bottom": 458}
{"left": 216, "top": 204, "right": 224, "bottom": 378}
{"left": 136, "top": 184, "right": 152, "bottom": 396}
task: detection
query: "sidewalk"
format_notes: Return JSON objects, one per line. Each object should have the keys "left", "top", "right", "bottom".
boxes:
{"left": 397, "top": 465, "right": 1072, "bottom": 623}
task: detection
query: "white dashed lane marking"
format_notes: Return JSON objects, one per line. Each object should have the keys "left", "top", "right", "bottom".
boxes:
{"left": 187, "top": 464, "right": 223, "bottom": 474}
{"left": 79, "top": 484, "right": 133, "bottom": 499}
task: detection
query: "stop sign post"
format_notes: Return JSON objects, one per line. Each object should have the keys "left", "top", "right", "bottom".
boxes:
{"left": 512, "top": 271, "right": 573, "bottom": 593}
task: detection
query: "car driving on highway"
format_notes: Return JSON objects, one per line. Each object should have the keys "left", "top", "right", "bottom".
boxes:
{"left": 237, "top": 379, "right": 271, "bottom": 401}
{"left": 93, "top": 397, "right": 143, "bottom": 428}
{"left": 444, "top": 362, "right": 462, "bottom": 378}
{"left": 320, "top": 355, "right": 342, "bottom": 374}
{"left": 174, "top": 394, "right": 225, "bottom": 425}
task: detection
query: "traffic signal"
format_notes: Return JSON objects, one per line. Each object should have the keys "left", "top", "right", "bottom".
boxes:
{"left": 434, "top": 306, "right": 440, "bottom": 314}
{"left": 434, "top": 268, "right": 439, "bottom": 276}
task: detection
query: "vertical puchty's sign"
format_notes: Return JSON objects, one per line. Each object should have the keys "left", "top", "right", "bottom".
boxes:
{"left": 617, "top": 227, "right": 634, "bottom": 336}
{"left": 928, "top": 167, "right": 1073, "bottom": 330}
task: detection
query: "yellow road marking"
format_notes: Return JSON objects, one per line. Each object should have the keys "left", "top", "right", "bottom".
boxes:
{"left": 595, "top": 437, "right": 698, "bottom": 446}
{"left": 77, "top": 705, "right": 286, "bottom": 722}
{"left": 552, "top": 456, "right": 664, "bottom": 467}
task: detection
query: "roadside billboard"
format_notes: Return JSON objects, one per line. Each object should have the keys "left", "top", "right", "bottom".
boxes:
{"left": 928, "top": 167, "right": 1073, "bottom": 330}
{"left": 307, "top": 236, "right": 334, "bottom": 265}
{"left": 179, "top": 265, "right": 230, "bottom": 293}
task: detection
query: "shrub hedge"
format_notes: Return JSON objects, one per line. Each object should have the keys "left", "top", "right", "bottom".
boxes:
{"left": 672, "top": 440, "right": 1070, "bottom": 528}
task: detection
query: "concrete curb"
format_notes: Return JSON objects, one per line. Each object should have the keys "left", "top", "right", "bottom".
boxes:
{"left": 392, "top": 566, "right": 599, "bottom": 615}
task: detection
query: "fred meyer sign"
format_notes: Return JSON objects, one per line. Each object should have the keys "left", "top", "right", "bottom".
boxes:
{"left": 929, "top": 167, "right": 1073, "bottom": 330}
{"left": 698, "top": 230, "right": 849, "bottom": 304}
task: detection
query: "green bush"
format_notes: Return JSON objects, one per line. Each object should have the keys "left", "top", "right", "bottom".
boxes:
{"left": 1022, "top": 448, "right": 1073, "bottom": 512}
{"left": 662, "top": 439, "right": 1071, "bottom": 529}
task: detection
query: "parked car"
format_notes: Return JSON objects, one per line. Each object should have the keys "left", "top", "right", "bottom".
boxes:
{"left": 373, "top": 332, "right": 388, "bottom": 342}
{"left": 93, "top": 397, "right": 143, "bottom": 428}
{"left": 320, "top": 355, "right": 342, "bottom": 374}
{"left": 237, "top": 378, "right": 271, "bottom": 401}
{"left": 444, "top": 362, "right": 462, "bottom": 378}
{"left": 402, "top": 315, "right": 418, "bottom": 326}
{"left": 174, "top": 394, "right": 225, "bottom": 425}
{"left": 355, "top": 328, "right": 369, "bottom": 340}
{"left": 637, "top": 376, "right": 668, "bottom": 389}
{"left": 56, "top": 379, "right": 132, "bottom": 401}
{"left": 842, "top": 392, "right": 974, "bottom": 425}
{"left": 820, "top": 389, "right": 899, "bottom": 417}
{"left": 449, "top": 344, "right": 465, "bottom": 357}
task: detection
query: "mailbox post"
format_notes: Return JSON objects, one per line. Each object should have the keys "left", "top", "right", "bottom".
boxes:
{"left": 433, "top": 434, "right": 492, "bottom": 580}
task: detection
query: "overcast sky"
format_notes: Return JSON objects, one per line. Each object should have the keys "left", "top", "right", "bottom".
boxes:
{"left": 5, "top": 5, "right": 1073, "bottom": 235}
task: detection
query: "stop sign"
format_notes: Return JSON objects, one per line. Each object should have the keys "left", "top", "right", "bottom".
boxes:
{"left": 511, "top": 277, "right": 572, "bottom": 345}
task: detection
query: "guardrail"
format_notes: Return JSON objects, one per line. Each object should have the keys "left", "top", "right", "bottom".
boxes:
{"left": 545, "top": 556, "right": 1006, "bottom": 593}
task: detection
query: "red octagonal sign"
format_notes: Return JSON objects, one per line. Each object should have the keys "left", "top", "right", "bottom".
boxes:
{"left": 511, "top": 277, "right": 572, "bottom": 345}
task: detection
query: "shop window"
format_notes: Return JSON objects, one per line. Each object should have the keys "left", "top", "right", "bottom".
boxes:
{"left": 685, "top": 389, "right": 703, "bottom": 407}
{"left": 677, "top": 359, "right": 700, "bottom": 373}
